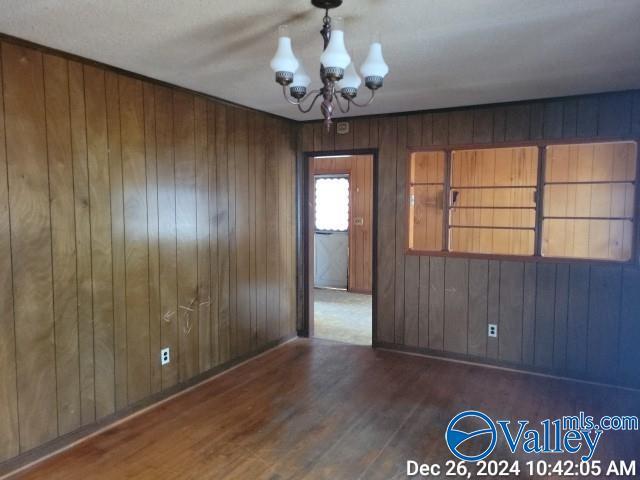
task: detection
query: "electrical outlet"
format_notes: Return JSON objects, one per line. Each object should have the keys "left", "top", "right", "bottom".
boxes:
{"left": 161, "top": 347, "right": 170, "bottom": 366}
{"left": 488, "top": 324, "right": 498, "bottom": 338}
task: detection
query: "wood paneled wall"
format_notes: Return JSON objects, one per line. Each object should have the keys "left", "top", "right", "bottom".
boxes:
{"left": 300, "top": 90, "right": 640, "bottom": 389}
{"left": 312, "top": 155, "right": 373, "bottom": 293}
{"left": 0, "top": 39, "right": 297, "bottom": 463}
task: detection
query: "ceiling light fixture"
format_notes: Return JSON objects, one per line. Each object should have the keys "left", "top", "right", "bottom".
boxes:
{"left": 270, "top": 0, "right": 389, "bottom": 131}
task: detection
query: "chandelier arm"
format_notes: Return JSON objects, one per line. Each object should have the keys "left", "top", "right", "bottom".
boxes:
{"left": 333, "top": 92, "right": 351, "bottom": 114}
{"left": 297, "top": 92, "right": 324, "bottom": 114}
{"left": 282, "top": 85, "right": 323, "bottom": 107}
{"left": 347, "top": 89, "right": 376, "bottom": 108}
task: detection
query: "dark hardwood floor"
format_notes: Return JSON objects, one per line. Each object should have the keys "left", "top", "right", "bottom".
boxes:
{"left": 10, "top": 338, "right": 640, "bottom": 479}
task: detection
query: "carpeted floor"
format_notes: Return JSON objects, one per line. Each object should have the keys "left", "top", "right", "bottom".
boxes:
{"left": 313, "top": 288, "right": 372, "bottom": 345}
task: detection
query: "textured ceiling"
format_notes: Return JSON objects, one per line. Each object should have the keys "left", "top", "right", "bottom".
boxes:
{"left": 1, "top": 0, "right": 639, "bottom": 120}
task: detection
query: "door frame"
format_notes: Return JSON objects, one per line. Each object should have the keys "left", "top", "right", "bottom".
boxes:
{"left": 297, "top": 148, "right": 379, "bottom": 342}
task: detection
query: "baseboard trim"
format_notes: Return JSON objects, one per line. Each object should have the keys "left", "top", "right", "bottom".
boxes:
{"left": 0, "top": 334, "right": 297, "bottom": 479}
{"left": 373, "top": 341, "right": 640, "bottom": 393}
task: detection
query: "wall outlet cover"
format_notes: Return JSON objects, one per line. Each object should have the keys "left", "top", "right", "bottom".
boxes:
{"left": 161, "top": 347, "right": 170, "bottom": 365}
{"left": 488, "top": 324, "right": 498, "bottom": 338}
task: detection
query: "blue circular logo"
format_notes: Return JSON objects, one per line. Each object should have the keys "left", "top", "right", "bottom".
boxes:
{"left": 445, "top": 410, "right": 497, "bottom": 462}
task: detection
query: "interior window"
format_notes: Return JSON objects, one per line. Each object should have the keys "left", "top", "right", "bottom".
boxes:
{"left": 542, "top": 141, "right": 637, "bottom": 261}
{"left": 315, "top": 176, "right": 350, "bottom": 232}
{"left": 406, "top": 140, "right": 637, "bottom": 263}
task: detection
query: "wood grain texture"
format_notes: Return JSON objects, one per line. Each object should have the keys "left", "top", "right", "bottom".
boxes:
{"left": 0, "top": 38, "right": 298, "bottom": 465}
{"left": 15, "top": 339, "right": 640, "bottom": 480}
{"left": 69, "top": 60, "right": 96, "bottom": 426}
{"left": 308, "top": 89, "right": 640, "bottom": 389}
{"left": 3, "top": 42, "right": 58, "bottom": 451}
{"left": 44, "top": 54, "right": 81, "bottom": 435}
{"left": 0, "top": 42, "right": 20, "bottom": 462}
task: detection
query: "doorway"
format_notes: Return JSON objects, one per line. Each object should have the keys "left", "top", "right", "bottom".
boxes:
{"left": 304, "top": 153, "right": 376, "bottom": 346}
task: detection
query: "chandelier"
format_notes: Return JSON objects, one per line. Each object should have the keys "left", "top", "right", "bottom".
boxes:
{"left": 269, "top": 0, "right": 389, "bottom": 130}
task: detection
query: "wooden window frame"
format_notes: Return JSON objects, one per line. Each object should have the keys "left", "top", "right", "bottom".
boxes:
{"left": 406, "top": 138, "right": 640, "bottom": 265}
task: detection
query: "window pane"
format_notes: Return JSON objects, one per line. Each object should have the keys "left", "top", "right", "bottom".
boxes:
{"left": 543, "top": 141, "right": 637, "bottom": 261}
{"left": 315, "top": 177, "right": 349, "bottom": 231}
{"left": 449, "top": 146, "right": 538, "bottom": 256}
{"left": 451, "top": 146, "right": 538, "bottom": 187}
{"left": 450, "top": 208, "right": 535, "bottom": 228}
{"left": 409, "top": 185, "right": 443, "bottom": 251}
{"left": 410, "top": 151, "right": 445, "bottom": 184}
{"left": 449, "top": 227, "right": 534, "bottom": 256}
{"left": 544, "top": 183, "right": 635, "bottom": 218}
{"left": 451, "top": 187, "right": 536, "bottom": 208}
{"left": 542, "top": 219, "right": 633, "bottom": 261}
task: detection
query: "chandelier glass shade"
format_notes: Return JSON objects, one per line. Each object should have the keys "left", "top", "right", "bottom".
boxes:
{"left": 269, "top": 1, "right": 389, "bottom": 130}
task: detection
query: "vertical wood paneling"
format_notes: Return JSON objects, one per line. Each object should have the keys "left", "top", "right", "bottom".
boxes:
{"left": 505, "top": 105, "right": 530, "bottom": 141}
{"left": 619, "top": 267, "right": 640, "bottom": 388}
{"left": 377, "top": 117, "right": 396, "bottom": 342}
{"left": 105, "top": 71, "right": 128, "bottom": 409}
{"left": 566, "top": 264, "right": 589, "bottom": 377}
{"left": 498, "top": 261, "right": 523, "bottom": 364}
{"left": 3, "top": 42, "right": 58, "bottom": 450}
{"left": 448, "top": 111, "right": 473, "bottom": 145}
{"left": 43, "top": 53, "right": 81, "bottom": 435}
{"left": 576, "top": 98, "right": 598, "bottom": 138}
{"left": 443, "top": 258, "right": 469, "bottom": 354}
{"left": 215, "top": 104, "right": 231, "bottom": 362}
{"left": 254, "top": 113, "right": 267, "bottom": 347}
{"left": 69, "top": 60, "right": 95, "bottom": 425}
{"left": 553, "top": 264, "right": 569, "bottom": 372}
{"left": 521, "top": 263, "right": 537, "bottom": 366}
{"left": 587, "top": 265, "right": 622, "bottom": 383}
{"left": 417, "top": 257, "right": 430, "bottom": 348}
{"left": 0, "top": 39, "right": 299, "bottom": 463}
{"left": 486, "top": 261, "right": 500, "bottom": 359}
{"left": 472, "top": 109, "right": 493, "bottom": 144}
{"left": 120, "top": 76, "right": 150, "bottom": 404}
{"left": 265, "top": 116, "right": 280, "bottom": 342}
{"left": 467, "top": 259, "right": 488, "bottom": 357}
{"left": 195, "top": 97, "right": 211, "bottom": 371}
{"left": 598, "top": 92, "right": 632, "bottom": 137}
{"left": 155, "top": 86, "right": 179, "bottom": 388}
{"left": 143, "top": 82, "right": 161, "bottom": 394}
{"left": 534, "top": 264, "right": 556, "bottom": 369}
{"left": 394, "top": 117, "right": 407, "bottom": 344}
{"left": 84, "top": 65, "right": 116, "bottom": 418}
{"left": 427, "top": 257, "right": 444, "bottom": 350}
{"left": 0, "top": 42, "right": 20, "bottom": 461}
{"left": 173, "top": 91, "right": 198, "bottom": 381}
{"left": 235, "top": 108, "right": 251, "bottom": 354}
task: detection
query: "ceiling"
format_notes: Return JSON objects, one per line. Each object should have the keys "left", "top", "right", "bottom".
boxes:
{"left": 1, "top": 0, "right": 639, "bottom": 120}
